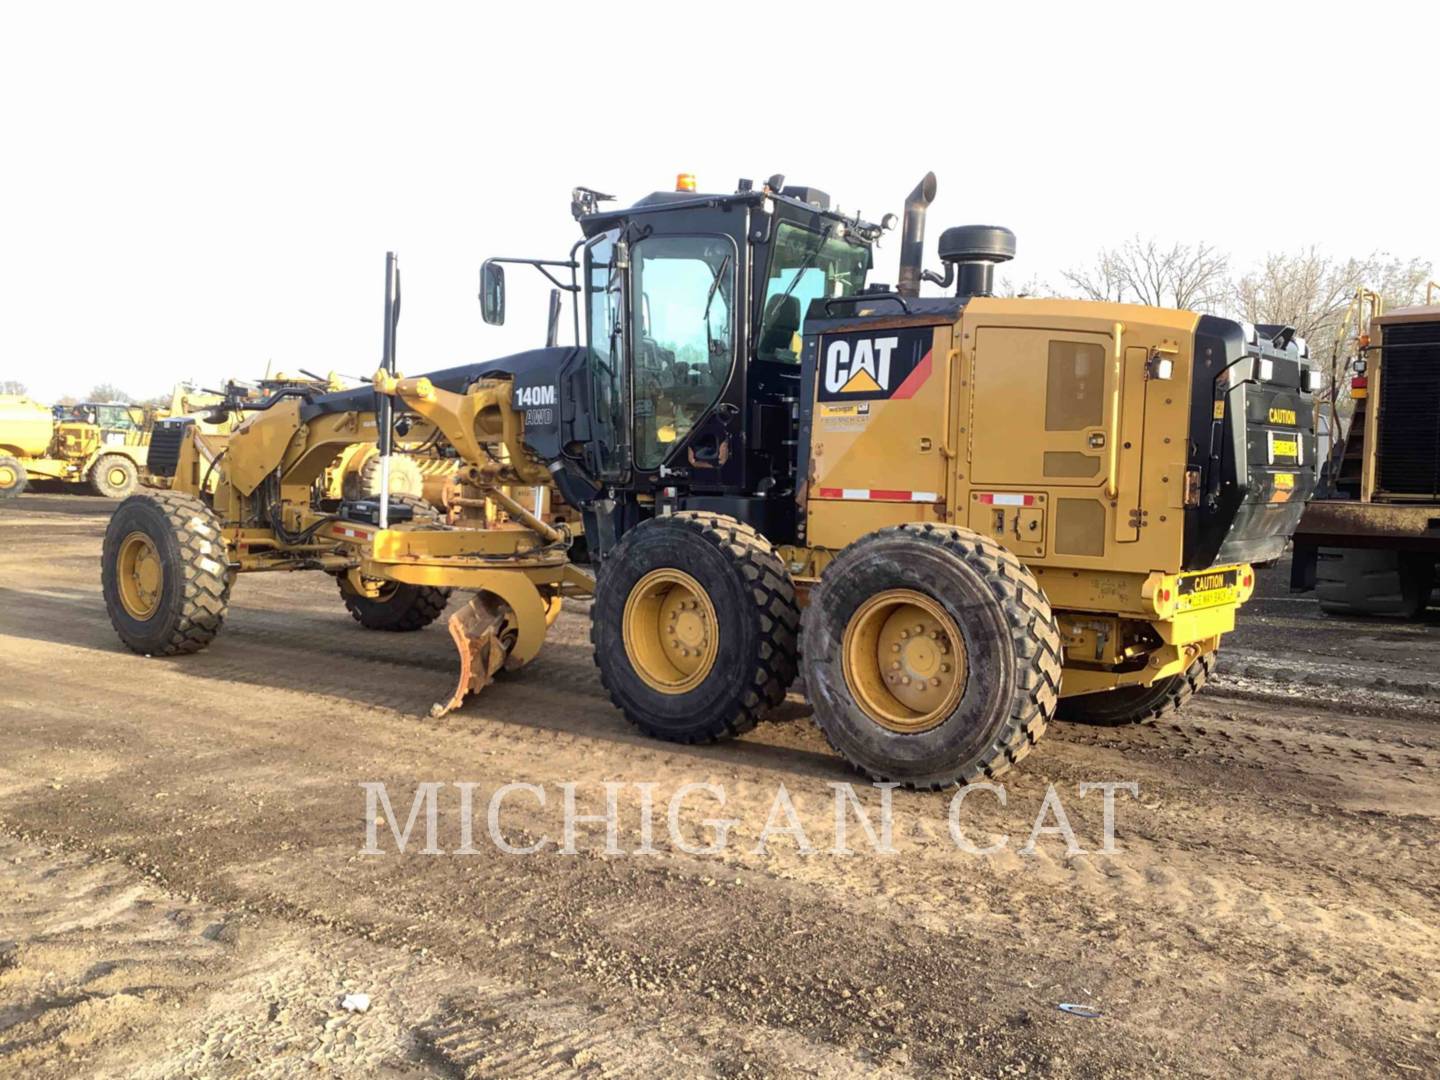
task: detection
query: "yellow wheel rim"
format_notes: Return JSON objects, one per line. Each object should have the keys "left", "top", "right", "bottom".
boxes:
{"left": 108, "top": 465, "right": 130, "bottom": 488}
{"left": 117, "top": 531, "right": 164, "bottom": 620}
{"left": 0, "top": 465, "right": 15, "bottom": 488}
{"left": 622, "top": 568, "right": 719, "bottom": 694}
{"left": 842, "top": 589, "right": 967, "bottom": 734}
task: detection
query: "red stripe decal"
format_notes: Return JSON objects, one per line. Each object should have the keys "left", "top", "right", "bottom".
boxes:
{"left": 868, "top": 489, "right": 911, "bottom": 501}
{"left": 817, "top": 487, "right": 843, "bottom": 498}
{"left": 889, "top": 349, "right": 932, "bottom": 400}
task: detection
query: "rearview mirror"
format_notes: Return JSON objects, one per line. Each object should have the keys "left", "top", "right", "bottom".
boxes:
{"left": 479, "top": 260, "right": 505, "bottom": 325}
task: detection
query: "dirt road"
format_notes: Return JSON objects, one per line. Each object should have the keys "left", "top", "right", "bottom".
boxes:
{"left": 2, "top": 493, "right": 1438, "bottom": 1078}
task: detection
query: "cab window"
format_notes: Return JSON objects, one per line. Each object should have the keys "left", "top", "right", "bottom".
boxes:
{"left": 629, "top": 235, "right": 735, "bottom": 470}
{"left": 757, "top": 223, "right": 871, "bottom": 362}
{"left": 584, "top": 229, "right": 628, "bottom": 477}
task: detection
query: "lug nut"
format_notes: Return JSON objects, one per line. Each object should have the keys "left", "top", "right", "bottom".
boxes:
{"left": 914, "top": 624, "right": 924, "bottom": 634}
{"left": 901, "top": 676, "right": 911, "bottom": 686}
{"left": 891, "top": 643, "right": 901, "bottom": 653}
{"left": 890, "top": 661, "right": 901, "bottom": 670}
{"left": 929, "top": 631, "right": 938, "bottom": 640}
{"left": 940, "top": 663, "right": 950, "bottom": 673}
{"left": 931, "top": 677, "right": 941, "bottom": 687}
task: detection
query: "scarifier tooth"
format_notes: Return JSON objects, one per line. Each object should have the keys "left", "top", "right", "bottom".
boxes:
{"left": 431, "top": 594, "right": 513, "bottom": 718}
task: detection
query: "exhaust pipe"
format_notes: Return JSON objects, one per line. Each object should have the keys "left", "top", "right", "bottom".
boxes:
{"left": 896, "top": 172, "right": 937, "bottom": 299}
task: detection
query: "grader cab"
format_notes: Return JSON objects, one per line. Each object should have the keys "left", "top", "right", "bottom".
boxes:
{"left": 102, "top": 172, "right": 1317, "bottom": 787}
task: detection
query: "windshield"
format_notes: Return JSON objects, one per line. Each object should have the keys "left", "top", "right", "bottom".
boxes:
{"left": 757, "top": 222, "right": 871, "bottom": 362}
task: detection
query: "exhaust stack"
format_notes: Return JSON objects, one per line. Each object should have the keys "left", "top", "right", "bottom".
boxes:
{"left": 896, "top": 172, "right": 937, "bottom": 299}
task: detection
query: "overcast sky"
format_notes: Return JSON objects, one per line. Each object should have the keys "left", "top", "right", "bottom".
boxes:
{"left": 2, "top": 1, "right": 1436, "bottom": 404}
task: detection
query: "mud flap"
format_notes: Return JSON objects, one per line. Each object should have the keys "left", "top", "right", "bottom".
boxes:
{"left": 430, "top": 594, "right": 515, "bottom": 718}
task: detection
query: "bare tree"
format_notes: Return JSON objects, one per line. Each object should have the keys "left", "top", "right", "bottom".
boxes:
{"left": 1235, "top": 249, "right": 1432, "bottom": 447}
{"left": 0, "top": 379, "right": 26, "bottom": 395}
{"left": 86, "top": 383, "right": 134, "bottom": 403}
{"left": 1063, "top": 237, "right": 1231, "bottom": 311}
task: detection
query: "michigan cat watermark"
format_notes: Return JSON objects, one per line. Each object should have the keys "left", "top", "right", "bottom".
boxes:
{"left": 359, "top": 780, "right": 1139, "bottom": 857}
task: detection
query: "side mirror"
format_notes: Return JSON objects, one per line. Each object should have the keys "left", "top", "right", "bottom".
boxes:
{"left": 479, "top": 260, "right": 506, "bottom": 325}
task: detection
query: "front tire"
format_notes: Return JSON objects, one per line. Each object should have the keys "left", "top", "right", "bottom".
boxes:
{"left": 91, "top": 454, "right": 139, "bottom": 498}
{"left": 0, "top": 454, "right": 26, "bottom": 500}
{"left": 802, "top": 523, "right": 1061, "bottom": 788}
{"left": 592, "top": 512, "right": 799, "bottom": 743}
{"left": 1057, "top": 651, "right": 1215, "bottom": 726}
{"left": 102, "top": 491, "right": 232, "bottom": 655}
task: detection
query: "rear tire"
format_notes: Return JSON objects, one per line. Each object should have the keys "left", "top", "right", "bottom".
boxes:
{"left": 1057, "top": 651, "right": 1215, "bottom": 726}
{"left": 102, "top": 491, "right": 231, "bottom": 655}
{"left": 801, "top": 523, "right": 1061, "bottom": 788}
{"left": 1316, "top": 547, "right": 1432, "bottom": 618}
{"left": 0, "top": 454, "right": 26, "bottom": 499}
{"left": 592, "top": 512, "right": 799, "bottom": 743}
{"left": 91, "top": 454, "right": 139, "bottom": 498}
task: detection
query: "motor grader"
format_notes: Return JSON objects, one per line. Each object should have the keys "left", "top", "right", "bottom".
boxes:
{"left": 102, "top": 173, "right": 1316, "bottom": 787}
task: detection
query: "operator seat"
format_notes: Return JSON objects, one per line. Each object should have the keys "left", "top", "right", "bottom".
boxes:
{"left": 758, "top": 294, "right": 802, "bottom": 360}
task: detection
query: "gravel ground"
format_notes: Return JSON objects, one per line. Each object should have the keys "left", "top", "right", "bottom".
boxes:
{"left": 2, "top": 493, "right": 1437, "bottom": 1078}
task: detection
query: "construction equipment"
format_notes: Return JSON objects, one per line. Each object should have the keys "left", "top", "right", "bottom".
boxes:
{"left": 1, "top": 396, "right": 150, "bottom": 499}
{"left": 1292, "top": 298, "right": 1440, "bottom": 617}
{"left": 102, "top": 173, "right": 1316, "bottom": 787}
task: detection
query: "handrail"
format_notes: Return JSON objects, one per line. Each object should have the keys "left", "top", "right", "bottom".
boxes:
{"left": 1106, "top": 322, "right": 1124, "bottom": 498}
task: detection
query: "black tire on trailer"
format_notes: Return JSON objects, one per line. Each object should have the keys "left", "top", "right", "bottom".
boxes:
{"left": 591, "top": 511, "right": 800, "bottom": 743}
{"left": 102, "top": 490, "right": 232, "bottom": 655}
{"left": 91, "top": 454, "right": 139, "bottom": 498}
{"left": 801, "top": 523, "right": 1061, "bottom": 789}
{"left": 1057, "top": 651, "right": 1216, "bottom": 726}
{"left": 0, "top": 454, "right": 27, "bottom": 499}
{"left": 1315, "top": 547, "right": 1432, "bottom": 618}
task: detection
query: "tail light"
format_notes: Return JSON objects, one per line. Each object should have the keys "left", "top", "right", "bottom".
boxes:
{"left": 1184, "top": 466, "right": 1202, "bottom": 508}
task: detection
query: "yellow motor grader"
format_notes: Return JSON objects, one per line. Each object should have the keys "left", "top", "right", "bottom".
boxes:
{"left": 103, "top": 174, "right": 1317, "bottom": 787}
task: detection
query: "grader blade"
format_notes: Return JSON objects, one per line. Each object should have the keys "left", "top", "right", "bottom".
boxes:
{"left": 430, "top": 594, "right": 514, "bottom": 718}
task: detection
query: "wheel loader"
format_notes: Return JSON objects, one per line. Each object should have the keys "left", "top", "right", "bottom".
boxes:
{"left": 102, "top": 172, "right": 1317, "bottom": 787}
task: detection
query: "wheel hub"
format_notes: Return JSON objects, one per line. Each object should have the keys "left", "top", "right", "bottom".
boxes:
{"left": 843, "top": 590, "right": 968, "bottom": 733}
{"left": 0, "top": 465, "right": 15, "bottom": 488}
{"left": 623, "top": 569, "right": 718, "bottom": 693}
{"left": 117, "top": 531, "right": 163, "bottom": 620}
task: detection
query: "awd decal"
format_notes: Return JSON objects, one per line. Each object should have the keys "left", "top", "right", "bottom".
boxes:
{"left": 818, "top": 327, "right": 933, "bottom": 402}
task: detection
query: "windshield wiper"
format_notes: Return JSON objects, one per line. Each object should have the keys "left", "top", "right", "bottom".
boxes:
{"left": 773, "top": 226, "right": 831, "bottom": 314}
{"left": 703, "top": 253, "right": 731, "bottom": 321}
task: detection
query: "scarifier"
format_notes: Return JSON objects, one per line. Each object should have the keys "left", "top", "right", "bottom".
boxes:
{"left": 102, "top": 173, "right": 1316, "bottom": 787}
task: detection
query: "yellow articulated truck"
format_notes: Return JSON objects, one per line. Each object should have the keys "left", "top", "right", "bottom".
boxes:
{"left": 0, "top": 396, "right": 149, "bottom": 499}
{"left": 101, "top": 172, "right": 1316, "bottom": 787}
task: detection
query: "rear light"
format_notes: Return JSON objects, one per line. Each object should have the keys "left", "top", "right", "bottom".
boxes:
{"left": 1160, "top": 588, "right": 1172, "bottom": 603}
{"left": 1255, "top": 357, "right": 1274, "bottom": 381}
{"left": 1184, "top": 466, "right": 1202, "bottom": 507}
{"left": 1351, "top": 375, "right": 1368, "bottom": 390}
{"left": 1242, "top": 572, "right": 1253, "bottom": 588}
{"left": 1302, "top": 367, "right": 1323, "bottom": 393}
